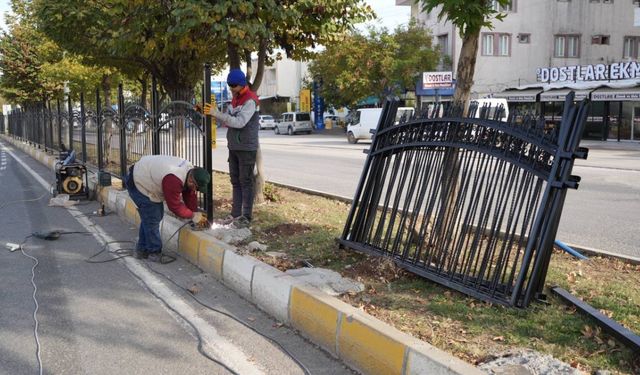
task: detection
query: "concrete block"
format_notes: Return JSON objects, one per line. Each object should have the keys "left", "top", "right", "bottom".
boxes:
{"left": 251, "top": 264, "right": 298, "bottom": 324}
{"left": 198, "top": 234, "right": 233, "bottom": 278}
{"left": 160, "top": 215, "right": 184, "bottom": 252}
{"left": 222, "top": 251, "right": 261, "bottom": 300}
{"left": 337, "top": 310, "right": 406, "bottom": 375}
{"left": 289, "top": 285, "right": 343, "bottom": 356}
{"left": 405, "top": 340, "right": 483, "bottom": 375}
{"left": 178, "top": 228, "right": 200, "bottom": 264}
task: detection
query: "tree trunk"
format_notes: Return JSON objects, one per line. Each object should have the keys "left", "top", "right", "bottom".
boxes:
{"left": 453, "top": 31, "right": 480, "bottom": 114}
{"left": 434, "top": 29, "right": 480, "bottom": 246}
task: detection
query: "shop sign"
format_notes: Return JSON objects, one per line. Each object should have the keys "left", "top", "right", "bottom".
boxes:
{"left": 423, "top": 71, "right": 453, "bottom": 89}
{"left": 591, "top": 91, "right": 640, "bottom": 101}
{"left": 537, "top": 62, "right": 640, "bottom": 83}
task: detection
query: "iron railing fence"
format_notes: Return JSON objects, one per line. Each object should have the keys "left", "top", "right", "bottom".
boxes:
{"left": 4, "top": 66, "right": 214, "bottom": 218}
{"left": 340, "top": 94, "right": 589, "bottom": 308}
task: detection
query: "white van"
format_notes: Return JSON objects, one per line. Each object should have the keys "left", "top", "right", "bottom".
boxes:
{"left": 470, "top": 98, "right": 509, "bottom": 122}
{"left": 346, "top": 107, "right": 414, "bottom": 144}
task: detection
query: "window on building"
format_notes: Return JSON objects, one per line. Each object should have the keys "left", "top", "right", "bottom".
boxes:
{"left": 482, "top": 33, "right": 511, "bottom": 56}
{"left": 518, "top": 33, "right": 530, "bottom": 43}
{"left": 437, "top": 34, "right": 449, "bottom": 56}
{"left": 591, "top": 35, "right": 610, "bottom": 45}
{"left": 623, "top": 36, "right": 640, "bottom": 58}
{"left": 554, "top": 35, "right": 580, "bottom": 57}
{"left": 491, "top": 0, "right": 514, "bottom": 11}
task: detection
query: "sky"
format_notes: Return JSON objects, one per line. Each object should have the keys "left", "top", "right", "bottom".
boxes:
{"left": 363, "top": 0, "right": 412, "bottom": 31}
{"left": 0, "top": 0, "right": 411, "bottom": 32}
{"left": 0, "top": 0, "right": 8, "bottom": 31}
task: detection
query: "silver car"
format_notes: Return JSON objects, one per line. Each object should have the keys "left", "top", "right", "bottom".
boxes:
{"left": 274, "top": 112, "right": 313, "bottom": 135}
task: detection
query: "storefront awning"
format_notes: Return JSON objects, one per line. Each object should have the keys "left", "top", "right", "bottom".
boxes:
{"left": 492, "top": 89, "right": 542, "bottom": 102}
{"left": 591, "top": 87, "right": 640, "bottom": 101}
{"left": 540, "top": 89, "right": 592, "bottom": 102}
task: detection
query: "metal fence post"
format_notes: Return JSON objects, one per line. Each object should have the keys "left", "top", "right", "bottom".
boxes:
{"left": 96, "top": 89, "right": 104, "bottom": 171}
{"left": 68, "top": 95, "right": 73, "bottom": 152}
{"left": 151, "top": 76, "right": 160, "bottom": 155}
{"left": 80, "top": 93, "right": 87, "bottom": 164}
{"left": 118, "top": 84, "right": 127, "bottom": 178}
{"left": 48, "top": 100, "right": 53, "bottom": 151}
{"left": 203, "top": 64, "right": 213, "bottom": 220}
{"left": 56, "top": 99, "right": 63, "bottom": 151}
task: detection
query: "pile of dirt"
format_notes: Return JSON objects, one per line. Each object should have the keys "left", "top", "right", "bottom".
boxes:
{"left": 343, "top": 256, "right": 407, "bottom": 283}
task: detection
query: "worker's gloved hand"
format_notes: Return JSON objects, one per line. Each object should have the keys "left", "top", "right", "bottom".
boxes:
{"left": 203, "top": 103, "right": 217, "bottom": 116}
{"left": 191, "top": 211, "right": 208, "bottom": 229}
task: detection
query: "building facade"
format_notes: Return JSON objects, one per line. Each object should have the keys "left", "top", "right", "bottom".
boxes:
{"left": 398, "top": 0, "right": 640, "bottom": 141}
{"left": 250, "top": 55, "right": 309, "bottom": 116}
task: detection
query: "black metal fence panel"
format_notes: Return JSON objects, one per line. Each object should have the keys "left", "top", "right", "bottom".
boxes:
{"left": 4, "top": 67, "right": 214, "bottom": 218}
{"left": 340, "top": 94, "right": 589, "bottom": 307}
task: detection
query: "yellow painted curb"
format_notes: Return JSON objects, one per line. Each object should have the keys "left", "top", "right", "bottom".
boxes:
{"left": 124, "top": 199, "right": 138, "bottom": 225}
{"left": 338, "top": 312, "right": 405, "bottom": 375}
{"left": 198, "top": 237, "right": 226, "bottom": 278}
{"left": 290, "top": 286, "right": 341, "bottom": 355}
{"left": 178, "top": 229, "right": 200, "bottom": 264}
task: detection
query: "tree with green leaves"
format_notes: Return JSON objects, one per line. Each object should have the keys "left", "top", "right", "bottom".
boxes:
{"left": 308, "top": 22, "right": 440, "bottom": 109}
{"left": 0, "top": 1, "right": 107, "bottom": 105}
{"left": 33, "top": 0, "right": 374, "bottom": 97}
{"left": 419, "top": 0, "right": 510, "bottom": 108}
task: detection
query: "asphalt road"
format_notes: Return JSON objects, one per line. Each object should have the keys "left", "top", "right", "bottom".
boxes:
{"left": 213, "top": 129, "right": 640, "bottom": 259}
{"left": 0, "top": 140, "right": 352, "bottom": 375}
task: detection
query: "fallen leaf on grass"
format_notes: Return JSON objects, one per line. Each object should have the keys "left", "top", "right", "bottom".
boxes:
{"left": 599, "top": 309, "right": 614, "bottom": 318}
{"left": 581, "top": 325, "right": 594, "bottom": 338}
{"left": 492, "top": 336, "right": 504, "bottom": 342}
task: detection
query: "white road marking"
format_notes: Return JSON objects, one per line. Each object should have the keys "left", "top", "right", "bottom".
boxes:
{"left": 1, "top": 141, "right": 265, "bottom": 375}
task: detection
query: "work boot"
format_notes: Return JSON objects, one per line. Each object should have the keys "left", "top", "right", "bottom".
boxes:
{"left": 221, "top": 215, "right": 235, "bottom": 225}
{"left": 147, "top": 252, "right": 163, "bottom": 263}
{"left": 133, "top": 250, "right": 148, "bottom": 259}
{"left": 232, "top": 216, "right": 251, "bottom": 229}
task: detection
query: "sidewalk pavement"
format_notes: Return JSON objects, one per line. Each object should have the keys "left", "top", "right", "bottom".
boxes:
{"left": 2, "top": 134, "right": 482, "bottom": 375}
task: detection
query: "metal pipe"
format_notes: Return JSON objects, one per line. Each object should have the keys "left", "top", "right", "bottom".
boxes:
{"left": 554, "top": 240, "right": 588, "bottom": 260}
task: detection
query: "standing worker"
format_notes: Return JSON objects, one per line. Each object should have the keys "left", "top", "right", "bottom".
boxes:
{"left": 203, "top": 68, "right": 259, "bottom": 228}
{"left": 124, "top": 155, "right": 210, "bottom": 262}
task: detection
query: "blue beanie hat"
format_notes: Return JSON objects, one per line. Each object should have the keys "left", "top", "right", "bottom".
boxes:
{"left": 227, "top": 69, "right": 247, "bottom": 87}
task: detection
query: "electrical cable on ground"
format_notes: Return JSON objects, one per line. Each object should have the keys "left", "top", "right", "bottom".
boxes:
{"left": 0, "top": 190, "right": 49, "bottom": 211}
{"left": 15, "top": 234, "right": 44, "bottom": 375}
{"left": 125, "top": 266, "right": 240, "bottom": 375}
{"left": 144, "top": 262, "right": 312, "bottom": 375}
{"left": 84, "top": 241, "right": 136, "bottom": 263}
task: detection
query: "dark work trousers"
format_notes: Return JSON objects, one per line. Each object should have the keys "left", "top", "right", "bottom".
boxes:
{"left": 228, "top": 149, "right": 257, "bottom": 220}
{"left": 125, "top": 170, "right": 164, "bottom": 253}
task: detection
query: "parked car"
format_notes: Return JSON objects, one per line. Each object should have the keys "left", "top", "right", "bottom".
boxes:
{"left": 346, "top": 107, "right": 414, "bottom": 144}
{"left": 274, "top": 112, "right": 313, "bottom": 135}
{"left": 258, "top": 114, "right": 276, "bottom": 130}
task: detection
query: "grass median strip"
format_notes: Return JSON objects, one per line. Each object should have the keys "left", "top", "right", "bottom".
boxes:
{"left": 211, "top": 172, "right": 640, "bottom": 375}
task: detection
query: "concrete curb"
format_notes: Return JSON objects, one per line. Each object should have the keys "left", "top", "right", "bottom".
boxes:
{"left": 0, "top": 135, "right": 484, "bottom": 375}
